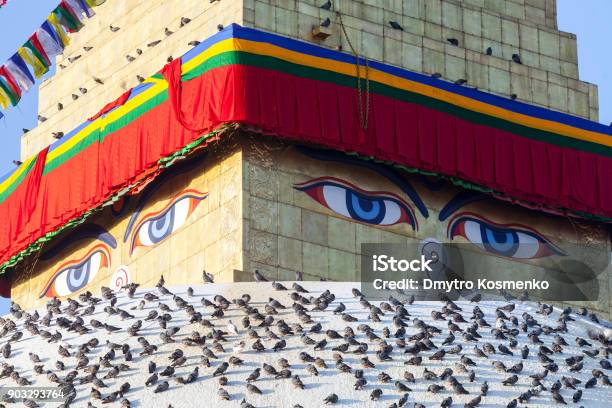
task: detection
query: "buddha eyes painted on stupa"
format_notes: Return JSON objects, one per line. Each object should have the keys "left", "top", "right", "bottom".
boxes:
{"left": 127, "top": 189, "right": 207, "bottom": 254}
{"left": 38, "top": 225, "right": 117, "bottom": 298}
{"left": 294, "top": 146, "right": 564, "bottom": 262}
{"left": 294, "top": 176, "right": 418, "bottom": 230}
{"left": 447, "top": 213, "right": 565, "bottom": 259}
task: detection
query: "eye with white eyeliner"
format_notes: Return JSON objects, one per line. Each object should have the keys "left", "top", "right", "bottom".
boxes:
{"left": 130, "top": 189, "right": 207, "bottom": 253}
{"left": 294, "top": 177, "right": 417, "bottom": 230}
{"left": 448, "top": 213, "right": 564, "bottom": 259}
{"left": 40, "top": 244, "right": 110, "bottom": 298}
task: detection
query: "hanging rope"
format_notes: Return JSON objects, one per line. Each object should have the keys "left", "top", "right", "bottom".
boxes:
{"left": 335, "top": 9, "right": 370, "bottom": 131}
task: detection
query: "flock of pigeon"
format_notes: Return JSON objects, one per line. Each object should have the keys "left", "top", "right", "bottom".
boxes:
{"left": 0, "top": 271, "right": 610, "bottom": 407}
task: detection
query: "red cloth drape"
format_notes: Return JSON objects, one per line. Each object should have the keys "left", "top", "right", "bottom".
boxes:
{"left": 0, "top": 64, "right": 610, "bottom": 269}
{"left": 88, "top": 89, "right": 131, "bottom": 121}
{"left": 161, "top": 58, "right": 208, "bottom": 132}
{"left": 1, "top": 147, "right": 48, "bottom": 263}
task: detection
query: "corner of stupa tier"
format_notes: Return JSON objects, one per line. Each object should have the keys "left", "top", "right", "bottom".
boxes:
{"left": 20, "top": 0, "right": 599, "bottom": 160}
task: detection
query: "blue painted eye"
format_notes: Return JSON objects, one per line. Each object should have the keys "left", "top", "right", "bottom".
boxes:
{"left": 143, "top": 206, "right": 176, "bottom": 245}
{"left": 449, "top": 214, "right": 564, "bottom": 259}
{"left": 132, "top": 190, "right": 207, "bottom": 252}
{"left": 294, "top": 177, "right": 417, "bottom": 229}
{"left": 40, "top": 245, "right": 110, "bottom": 298}
{"left": 66, "top": 261, "right": 92, "bottom": 291}
{"left": 481, "top": 225, "right": 519, "bottom": 256}
{"left": 350, "top": 190, "right": 382, "bottom": 224}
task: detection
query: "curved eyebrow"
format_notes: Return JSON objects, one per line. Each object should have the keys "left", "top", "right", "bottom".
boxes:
{"left": 123, "top": 154, "right": 207, "bottom": 242}
{"left": 439, "top": 191, "right": 490, "bottom": 222}
{"left": 296, "top": 146, "right": 429, "bottom": 218}
{"left": 41, "top": 224, "right": 116, "bottom": 261}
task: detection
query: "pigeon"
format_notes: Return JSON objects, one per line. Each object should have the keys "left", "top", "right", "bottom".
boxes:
{"left": 246, "top": 384, "right": 262, "bottom": 394}
{"left": 502, "top": 375, "right": 518, "bottom": 385}
{"left": 154, "top": 381, "right": 169, "bottom": 393}
{"left": 254, "top": 270, "right": 268, "bottom": 282}
{"left": 465, "top": 395, "right": 481, "bottom": 407}
{"left": 218, "top": 388, "right": 230, "bottom": 400}
{"left": 323, "top": 393, "right": 338, "bottom": 404}
{"left": 203, "top": 270, "right": 214, "bottom": 283}
{"left": 585, "top": 377, "right": 597, "bottom": 388}
{"left": 370, "top": 388, "right": 382, "bottom": 400}
{"left": 512, "top": 54, "right": 522, "bottom": 64}
{"left": 159, "top": 366, "right": 175, "bottom": 377}
{"left": 480, "top": 381, "right": 489, "bottom": 396}
{"left": 213, "top": 362, "right": 229, "bottom": 377}
{"left": 552, "top": 391, "right": 566, "bottom": 404}
{"left": 428, "top": 384, "right": 444, "bottom": 393}
{"left": 246, "top": 368, "right": 261, "bottom": 383}
{"left": 320, "top": 0, "right": 332, "bottom": 10}
{"left": 447, "top": 38, "right": 459, "bottom": 46}
{"left": 389, "top": 21, "right": 403, "bottom": 30}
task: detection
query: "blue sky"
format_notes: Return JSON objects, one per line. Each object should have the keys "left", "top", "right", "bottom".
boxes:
{"left": 0, "top": 1, "right": 610, "bottom": 314}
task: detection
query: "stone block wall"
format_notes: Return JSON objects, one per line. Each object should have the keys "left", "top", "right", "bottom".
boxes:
{"left": 243, "top": 0, "right": 597, "bottom": 121}
{"left": 240, "top": 136, "right": 611, "bottom": 318}
{"left": 21, "top": 0, "right": 244, "bottom": 158}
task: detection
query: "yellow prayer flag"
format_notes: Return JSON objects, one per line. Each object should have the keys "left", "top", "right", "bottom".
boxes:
{"left": 0, "top": 87, "right": 9, "bottom": 110}
{"left": 47, "top": 14, "right": 70, "bottom": 47}
{"left": 17, "top": 47, "right": 48, "bottom": 79}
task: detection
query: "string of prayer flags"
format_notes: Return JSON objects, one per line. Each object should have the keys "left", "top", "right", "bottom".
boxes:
{"left": 0, "top": 0, "right": 107, "bottom": 114}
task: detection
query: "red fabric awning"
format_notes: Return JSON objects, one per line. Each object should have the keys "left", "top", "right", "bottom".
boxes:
{"left": 0, "top": 24, "right": 610, "bottom": 271}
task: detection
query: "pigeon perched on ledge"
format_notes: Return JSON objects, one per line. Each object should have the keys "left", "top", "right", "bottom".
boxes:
{"left": 1, "top": 278, "right": 610, "bottom": 407}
